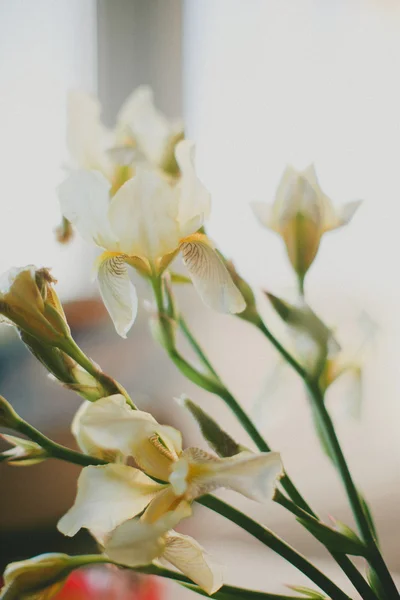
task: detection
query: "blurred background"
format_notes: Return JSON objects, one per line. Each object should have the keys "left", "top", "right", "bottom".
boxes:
{"left": 1, "top": 0, "right": 400, "bottom": 598}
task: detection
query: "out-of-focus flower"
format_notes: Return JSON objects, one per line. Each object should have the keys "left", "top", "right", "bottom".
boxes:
{"left": 67, "top": 86, "right": 183, "bottom": 186}
{"left": 0, "top": 434, "right": 47, "bottom": 466}
{"left": 0, "top": 266, "right": 70, "bottom": 346}
{"left": 0, "top": 553, "right": 74, "bottom": 600}
{"left": 57, "top": 395, "right": 282, "bottom": 592}
{"left": 117, "top": 86, "right": 184, "bottom": 178}
{"left": 53, "top": 567, "right": 160, "bottom": 600}
{"left": 266, "top": 292, "right": 339, "bottom": 376}
{"left": 58, "top": 141, "right": 245, "bottom": 337}
{"left": 251, "top": 165, "right": 362, "bottom": 279}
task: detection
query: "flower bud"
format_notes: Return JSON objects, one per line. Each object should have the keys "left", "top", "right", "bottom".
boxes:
{"left": 251, "top": 165, "right": 362, "bottom": 281}
{"left": 0, "top": 266, "right": 70, "bottom": 346}
{"left": 1, "top": 553, "right": 73, "bottom": 599}
{"left": 0, "top": 434, "right": 47, "bottom": 466}
{"left": 0, "top": 395, "right": 20, "bottom": 430}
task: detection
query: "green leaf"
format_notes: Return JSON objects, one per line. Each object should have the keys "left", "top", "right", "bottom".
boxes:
{"left": 359, "top": 492, "right": 379, "bottom": 545}
{"left": 367, "top": 566, "right": 389, "bottom": 600}
{"left": 296, "top": 516, "right": 368, "bottom": 556}
{"left": 180, "top": 397, "right": 241, "bottom": 457}
{"left": 287, "top": 585, "right": 328, "bottom": 599}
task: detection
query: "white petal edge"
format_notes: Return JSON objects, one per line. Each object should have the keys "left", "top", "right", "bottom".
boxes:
{"left": 173, "top": 448, "right": 283, "bottom": 503}
{"left": 58, "top": 170, "right": 117, "bottom": 249}
{"left": 250, "top": 201, "right": 276, "bottom": 230}
{"left": 324, "top": 199, "right": 363, "bottom": 231}
{"left": 163, "top": 532, "right": 223, "bottom": 595}
{"left": 96, "top": 254, "right": 138, "bottom": 338}
{"left": 175, "top": 140, "right": 211, "bottom": 236}
{"left": 180, "top": 237, "right": 246, "bottom": 314}
{"left": 57, "top": 464, "right": 164, "bottom": 540}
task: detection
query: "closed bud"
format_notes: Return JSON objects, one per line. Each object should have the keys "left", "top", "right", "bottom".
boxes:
{"left": 1, "top": 553, "right": 74, "bottom": 599}
{"left": 0, "top": 266, "right": 70, "bottom": 346}
{"left": 0, "top": 395, "right": 20, "bottom": 430}
{"left": 251, "top": 165, "right": 362, "bottom": 280}
{"left": 0, "top": 434, "right": 47, "bottom": 466}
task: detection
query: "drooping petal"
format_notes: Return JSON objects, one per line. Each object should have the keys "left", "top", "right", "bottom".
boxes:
{"left": 180, "top": 235, "right": 246, "bottom": 314}
{"left": 169, "top": 448, "right": 283, "bottom": 502}
{"left": 58, "top": 170, "right": 118, "bottom": 249}
{"left": 116, "top": 86, "right": 171, "bottom": 166}
{"left": 108, "top": 167, "right": 181, "bottom": 260}
{"left": 163, "top": 532, "right": 223, "bottom": 595}
{"left": 72, "top": 395, "right": 182, "bottom": 480}
{"left": 96, "top": 252, "right": 138, "bottom": 338}
{"left": 67, "top": 90, "right": 113, "bottom": 176}
{"left": 175, "top": 141, "right": 211, "bottom": 237}
{"left": 57, "top": 464, "right": 164, "bottom": 540}
{"left": 104, "top": 501, "right": 192, "bottom": 567}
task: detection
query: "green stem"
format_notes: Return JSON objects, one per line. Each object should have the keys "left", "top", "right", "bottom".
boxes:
{"left": 306, "top": 382, "right": 399, "bottom": 598}
{"left": 247, "top": 314, "right": 398, "bottom": 598}
{"left": 179, "top": 315, "right": 220, "bottom": 380}
{"left": 15, "top": 420, "right": 106, "bottom": 467}
{"left": 198, "top": 495, "right": 351, "bottom": 600}
{"left": 275, "top": 491, "right": 379, "bottom": 600}
{"left": 59, "top": 337, "right": 135, "bottom": 408}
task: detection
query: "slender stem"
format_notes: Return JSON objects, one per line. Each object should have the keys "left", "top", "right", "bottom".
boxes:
{"left": 15, "top": 420, "right": 106, "bottom": 467}
{"left": 179, "top": 315, "right": 220, "bottom": 380}
{"left": 59, "top": 337, "right": 135, "bottom": 408}
{"left": 275, "top": 491, "right": 379, "bottom": 600}
{"left": 306, "top": 382, "right": 399, "bottom": 598}
{"left": 247, "top": 314, "right": 399, "bottom": 598}
{"left": 198, "top": 495, "right": 351, "bottom": 600}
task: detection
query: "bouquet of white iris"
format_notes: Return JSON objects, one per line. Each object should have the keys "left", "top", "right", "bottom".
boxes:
{"left": 0, "top": 87, "right": 396, "bottom": 600}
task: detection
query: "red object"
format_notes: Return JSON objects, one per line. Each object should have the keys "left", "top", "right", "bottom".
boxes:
{"left": 54, "top": 567, "right": 163, "bottom": 600}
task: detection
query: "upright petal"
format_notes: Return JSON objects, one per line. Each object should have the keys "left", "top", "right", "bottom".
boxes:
{"left": 117, "top": 86, "right": 171, "bottom": 166}
{"left": 58, "top": 170, "right": 117, "bottom": 249}
{"left": 72, "top": 395, "right": 182, "bottom": 481}
{"left": 67, "top": 90, "right": 112, "bottom": 176}
{"left": 108, "top": 168, "right": 181, "bottom": 260}
{"left": 175, "top": 141, "right": 211, "bottom": 237}
{"left": 180, "top": 235, "right": 246, "bottom": 314}
{"left": 57, "top": 464, "right": 164, "bottom": 540}
{"left": 104, "top": 501, "right": 192, "bottom": 567}
{"left": 96, "top": 252, "right": 138, "bottom": 338}
{"left": 170, "top": 448, "right": 283, "bottom": 502}
{"left": 163, "top": 532, "right": 223, "bottom": 595}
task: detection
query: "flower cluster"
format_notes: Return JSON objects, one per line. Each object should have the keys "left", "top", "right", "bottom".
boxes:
{"left": 57, "top": 395, "right": 282, "bottom": 594}
{"left": 2, "top": 84, "right": 391, "bottom": 600}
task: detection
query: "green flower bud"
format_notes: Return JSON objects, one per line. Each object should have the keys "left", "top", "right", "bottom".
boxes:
{"left": 0, "top": 396, "right": 20, "bottom": 430}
